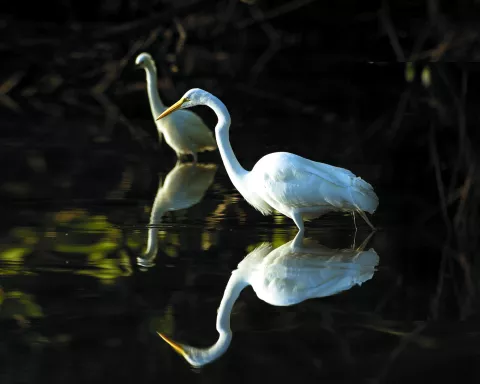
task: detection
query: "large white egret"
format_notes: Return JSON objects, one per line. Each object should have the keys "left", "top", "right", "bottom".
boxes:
{"left": 158, "top": 231, "right": 379, "bottom": 367}
{"left": 135, "top": 53, "right": 217, "bottom": 162}
{"left": 137, "top": 162, "right": 217, "bottom": 268}
{"left": 156, "top": 88, "right": 379, "bottom": 233}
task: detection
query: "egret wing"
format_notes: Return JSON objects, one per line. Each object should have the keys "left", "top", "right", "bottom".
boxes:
{"left": 257, "top": 153, "right": 363, "bottom": 210}
{"left": 174, "top": 110, "right": 217, "bottom": 151}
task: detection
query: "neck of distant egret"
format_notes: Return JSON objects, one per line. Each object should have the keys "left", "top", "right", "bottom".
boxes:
{"left": 187, "top": 270, "right": 249, "bottom": 366}
{"left": 143, "top": 62, "right": 165, "bottom": 118}
{"left": 206, "top": 95, "right": 248, "bottom": 189}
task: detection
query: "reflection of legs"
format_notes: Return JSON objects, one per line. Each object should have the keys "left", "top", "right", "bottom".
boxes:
{"left": 351, "top": 211, "right": 357, "bottom": 249}
{"left": 291, "top": 230, "right": 305, "bottom": 250}
{"left": 356, "top": 230, "right": 375, "bottom": 252}
{"left": 356, "top": 209, "right": 376, "bottom": 230}
{"left": 191, "top": 152, "right": 198, "bottom": 164}
{"left": 291, "top": 210, "right": 304, "bottom": 236}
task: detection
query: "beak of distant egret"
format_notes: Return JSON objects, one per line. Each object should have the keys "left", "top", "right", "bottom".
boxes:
{"left": 157, "top": 332, "right": 187, "bottom": 357}
{"left": 156, "top": 97, "right": 189, "bottom": 120}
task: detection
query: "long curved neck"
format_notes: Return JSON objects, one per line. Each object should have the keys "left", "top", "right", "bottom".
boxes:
{"left": 143, "top": 62, "right": 165, "bottom": 118}
{"left": 139, "top": 192, "right": 167, "bottom": 266}
{"left": 190, "top": 270, "right": 249, "bottom": 366}
{"left": 216, "top": 270, "right": 248, "bottom": 333}
{"left": 206, "top": 95, "right": 248, "bottom": 189}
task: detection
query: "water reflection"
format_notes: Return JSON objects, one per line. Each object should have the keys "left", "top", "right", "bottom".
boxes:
{"left": 137, "top": 162, "right": 217, "bottom": 268}
{"left": 158, "top": 232, "right": 379, "bottom": 367}
{"left": 0, "top": 287, "right": 43, "bottom": 325}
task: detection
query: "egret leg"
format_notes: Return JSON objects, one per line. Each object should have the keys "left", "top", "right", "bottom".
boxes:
{"left": 356, "top": 209, "right": 376, "bottom": 231}
{"left": 192, "top": 152, "right": 198, "bottom": 164}
{"left": 351, "top": 211, "right": 358, "bottom": 249}
{"left": 356, "top": 230, "right": 375, "bottom": 252}
{"left": 291, "top": 211, "right": 305, "bottom": 236}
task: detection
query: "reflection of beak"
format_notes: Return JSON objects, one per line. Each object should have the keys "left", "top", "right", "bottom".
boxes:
{"left": 157, "top": 332, "right": 186, "bottom": 357}
{"left": 156, "top": 97, "right": 186, "bottom": 120}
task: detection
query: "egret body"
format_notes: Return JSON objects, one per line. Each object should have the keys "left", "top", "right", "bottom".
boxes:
{"left": 156, "top": 88, "right": 379, "bottom": 233}
{"left": 135, "top": 53, "right": 216, "bottom": 162}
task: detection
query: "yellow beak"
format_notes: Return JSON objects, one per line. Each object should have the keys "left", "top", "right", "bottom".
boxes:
{"left": 157, "top": 332, "right": 186, "bottom": 356}
{"left": 156, "top": 97, "right": 187, "bottom": 120}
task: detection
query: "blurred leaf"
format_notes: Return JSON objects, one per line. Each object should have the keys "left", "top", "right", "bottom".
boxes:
{"left": 0, "top": 247, "right": 31, "bottom": 262}
{"left": 68, "top": 215, "right": 111, "bottom": 232}
{"left": 272, "top": 230, "right": 290, "bottom": 249}
{"left": 201, "top": 231, "right": 212, "bottom": 251}
{"left": 170, "top": 233, "right": 180, "bottom": 247}
{"left": 421, "top": 66, "right": 431, "bottom": 88}
{"left": 165, "top": 245, "right": 178, "bottom": 258}
{"left": 126, "top": 231, "right": 143, "bottom": 249}
{"left": 54, "top": 240, "right": 117, "bottom": 254}
{"left": 1, "top": 291, "right": 43, "bottom": 318}
{"left": 273, "top": 213, "right": 285, "bottom": 224}
{"left": 76, "top": 249, "right": 131, "bottom": 283}
{"left": 10, "top": 227, "right": 39, "bottom": 245}
{"left": 54, "top": 209, "right": 87, "bottom": 223}
{"left": 405, "top": 62, "right": 415, "bottom": 83}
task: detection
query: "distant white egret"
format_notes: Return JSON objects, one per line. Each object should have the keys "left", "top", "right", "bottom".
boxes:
{"left": 158, "top": 231, "right": 379, "bottom": 367}
{"left": 156, "top": 88, "right": 379, "bottom": 233}
{"left": 137, "top": 162, "right": 217, "bottom": 268}
{"left": 135, "top": 53, "right": 217, "bottom": 162}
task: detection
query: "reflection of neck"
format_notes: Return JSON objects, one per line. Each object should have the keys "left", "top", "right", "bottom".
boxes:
{"left": 143, "top": 228, "right": 160, "bottom": 261}
{"left": 143, "top": 62, "right": 165, "bottom": 118}
{"left": 140, "top": 196, "right": 167, "bottom": 264}
{"left": 196, "top": 270, "right": 249, "bottom": 364}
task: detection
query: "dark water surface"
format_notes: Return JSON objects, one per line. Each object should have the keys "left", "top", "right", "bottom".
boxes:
{"left": 1, "top": 62, "right": 480, "bottom": 384}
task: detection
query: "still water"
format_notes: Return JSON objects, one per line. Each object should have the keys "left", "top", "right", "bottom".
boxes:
{"left": 1, "top": 68, "right": 480, "bottom": 382}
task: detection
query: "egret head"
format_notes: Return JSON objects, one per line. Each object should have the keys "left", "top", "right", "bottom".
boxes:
{"left": 156, "top": 88, "right": 210, "bottom": 120}
{"left": 135, "top": 52, "right": 155, "bottom": 69}
{"left": 157, "top": 331, "right": 231, "bottom": 368}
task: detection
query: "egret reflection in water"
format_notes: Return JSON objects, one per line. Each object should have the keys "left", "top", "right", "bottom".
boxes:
{"left": 137, "top": 162, "right": 217, "bottom": 268}
{"left": 158, "top": 232, "right": 379, "bottom": 367}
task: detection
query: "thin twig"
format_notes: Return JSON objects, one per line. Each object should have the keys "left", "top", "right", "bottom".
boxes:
{"left": 236, "top": 0, "right": 319, "bottom": 29}
{"left": 174, "top": 18, "right": 187, "bottom": 55}
{"left": 373, "top": 323, "right": 429, "bottom": 382}
{"left": 247, "top": 4, "right": 282, "bottom": 84}
{"left": 429, "top": 121, "right": 453, "bottom": 320}
{"left": 378, "top": 0, "right": 405, "bottom": 61}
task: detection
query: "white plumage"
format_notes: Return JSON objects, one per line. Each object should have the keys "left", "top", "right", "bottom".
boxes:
{"left": 158, "top": 232, "right": 379, "bottom": 367}
{"left": 246, "top": 152, "right": 378, "bottom": 215}
{"left": 156, "top": 88, "right": 379, "bottom": 232}
{"left": 135, "top": 53, "right": 217, "bottom": 162}
{"left": 137, "top": 162, "right": 217, "bottom": 268}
